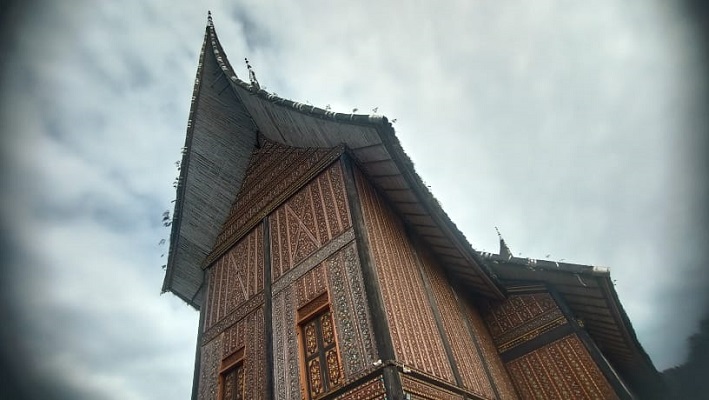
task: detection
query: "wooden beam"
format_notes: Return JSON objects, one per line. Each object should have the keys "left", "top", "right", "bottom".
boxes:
{"left": 262, "top": 218, "right": 274, "bottom": 399}
{"left": 341, "top": 154, "right": 403, "bottom": 399}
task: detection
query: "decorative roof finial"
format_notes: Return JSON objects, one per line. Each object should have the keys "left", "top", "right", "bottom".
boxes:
{"left": 495, "top": 226, "right": 513, "bottom": 260}
{"left": 245, "top": 57, "right": 261, "bottom": 91}
{"left": 207, "top": 11, "right": 213, "bottom": 26}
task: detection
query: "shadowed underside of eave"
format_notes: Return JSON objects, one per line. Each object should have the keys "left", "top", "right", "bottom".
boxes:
{"left": 162, "top": 18, "right": 505, "bottom": 309}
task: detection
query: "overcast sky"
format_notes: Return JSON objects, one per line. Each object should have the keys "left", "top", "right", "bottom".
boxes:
{"left": 1, "top": 1, "right": 707, "bottom": 399}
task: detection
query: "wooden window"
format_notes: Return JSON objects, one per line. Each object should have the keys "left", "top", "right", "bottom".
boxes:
{"left": 219, "top": 347, "right": 245, "bottom": 400}
{"left": 299, "top": 304, "right": 343, "bottom": 399}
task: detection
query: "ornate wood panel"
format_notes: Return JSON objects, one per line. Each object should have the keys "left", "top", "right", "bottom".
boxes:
{"left": 461, "top": 300, "right": 521, "bottom": 400}
{"left": 213, "top": 138, "right": 344, "bottom": 253}
{"left": 354, "top": 167, "right": 454, "bottom": 383}
{"left": 333, "top": 376, "right": 386, "bottom": 399}
{"left": 220, "top": 362, "right": 245, "bottom": 400}
{"left": 270, "top": 162, "right": 351, "bottom": 281}
{"left": 205, "top": 225, "right": 264, "bottom": 330}
{"left": 272, "top": 287, "right": 300, "bottom": 399}
{"left": 479, "top": 293, "right": 567, "bottom": 353}
{"left": 220, "top": 307, "right": 267, "bottom": 399}
{"left": 273, "top": 262, "right": 330, "bottom": 400}
{"left": 401, "top": 375, "right": 463, "bottom": 400}
{"left": 198, "top": 336, "right": 222, "bottom": 400}
{"left": 325, "top": 242, "right": 378, "bottom": 378}
{"left": 271, "top": 240, "right": 377, "bottom": 400}
{"left": 420, "top": 249, "right": 497, "bottom": 398}
{"left": 505, "top": 334, "right": 619, "bottom": 400}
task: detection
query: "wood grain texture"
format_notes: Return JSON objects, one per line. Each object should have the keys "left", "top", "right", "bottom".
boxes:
{"left": 333, "top": 376, "right": 386, "bottom": 400}
{"left": 354, "top": 167, "right": 454, "bottom": 384}
{"left": 271, "top": 240, "right": 378, "bottom": 399}
{"left": 479, "top": 293, "right": 568, "bottom": 353}
{"left": 270, "top": 162, "right": 351, "bottom": 281}
{"left": 506, "top": 334, "right": 619, "bottom": 400}
{"left": 198, "top": 336, "right": 222, "bottom": 400}
{"left": 461, "top": 299, "right": 521, "bottom": 400}
{"left": 211, "top": 138, "right": 344, "bottom": 260}
{"left": 420, "top": 248, "right": 498, "bottom": 398}
{"left": 205, "top": 224, "right": 264, "bottom": 330}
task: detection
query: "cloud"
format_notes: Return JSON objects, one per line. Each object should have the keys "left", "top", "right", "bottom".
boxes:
{"left": 1, "top": 1, "right": 706, "bottom": 398}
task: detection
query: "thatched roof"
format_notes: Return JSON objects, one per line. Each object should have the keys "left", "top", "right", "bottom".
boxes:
{"left": 162, "top": 16, "right": 505, "bottom": 309}
{"left": 480, "top": 251, "right": 663, "bottom": 399}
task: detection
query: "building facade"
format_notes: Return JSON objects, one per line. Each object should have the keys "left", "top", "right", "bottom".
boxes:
{"left": 162, "top": 16, "right": 662, "bottom": 400}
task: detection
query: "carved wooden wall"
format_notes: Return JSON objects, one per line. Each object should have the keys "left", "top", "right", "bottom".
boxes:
{"left": 214, "top": 138, "right": 343, "bottom": 254}
{"left": 198, "top": 334, "right": 222, "bottom": 400}
{"left": 271, "top": 239, "right": 379, "bottom": 399}
{"left": 481, "top": 293, "right": 567, "bottom": 353}
{"left": 506, "top": 334, "right": 618, "bottom": 399}
{"left": 460, "top": 299, "right": 520, "bottom": 400}
{"left": 333, "top": 377, "right": 386, "bottom": 399}
{"left": 205, "top": 225, "right": 264, "bottom": 331}
{"left": 197, "top": 306, "right": 268, "bottom": 400}
{"left": 354, "top": 167, "right": 456, "bottom": 384}
{"left": 421, "top": 249, "right": 519, "bottom": 399}
{"left": 199, "top": 220, "right": 268, "bottom": 400}
{"left": 479, "top": 293, "right": 619, "bottom": 400}
{"left": 270, "top": 161, "right": 378, "bottom": 399}
{"left": 401, "top": 375, "right": 463, "bottom": 400}
{"left": 198, "top": 145, "right": 622, "bottom": 400}
{"left": 270, "top": 161, "right": 351, "bottom": 281}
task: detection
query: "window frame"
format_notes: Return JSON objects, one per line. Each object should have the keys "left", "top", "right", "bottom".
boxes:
{"left": 218, "top": 346, "right": 246, "bottom": 400}
{"left": 297, "top": 292, "right": 344, "bottom": 399}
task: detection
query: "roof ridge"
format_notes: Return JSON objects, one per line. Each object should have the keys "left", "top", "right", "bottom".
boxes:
{"left": 205, "top": 13, "right": 387, "bottom": 126}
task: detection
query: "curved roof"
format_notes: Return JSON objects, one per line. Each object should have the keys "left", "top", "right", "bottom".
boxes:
{"left": 480, "top": 251, "right": 663, "bottom": 399}
{"left": 162, "top": 16, "right": 505, "bottom": 308}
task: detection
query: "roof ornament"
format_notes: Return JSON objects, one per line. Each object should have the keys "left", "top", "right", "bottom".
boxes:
{"left": 245, "top": 58, "right": 261, "bottom": 91}
{"left": 495, "top": 226, "right": 513, "bottom": 260}
{"left": 207, "top": 10, "right": 213, "bottom": 26}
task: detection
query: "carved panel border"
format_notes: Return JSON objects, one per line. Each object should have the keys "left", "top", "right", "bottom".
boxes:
{"left": 401, "top": 375, "right": 464, "bottom": 400}
{"left": 505, "top": 334, "right": 619, "bottom": 400}
{"left": 326, "top": 242, "right": 378, "bottom": 377}
{"left": 333, "top": 376, "right": 386, "bottom": 400}
{"left": 272, "top": 228, "right": 355, "bottom": 295}
{"left": 198, "top": 336, "right": 222, "bottom": 400}
{"left": 203, "top": 291, "right": 265, "bottom": 344}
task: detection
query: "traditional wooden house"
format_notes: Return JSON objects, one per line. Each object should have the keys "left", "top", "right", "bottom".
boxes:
{"left": 162, "top": 15, "right": 662, "bottom": 400}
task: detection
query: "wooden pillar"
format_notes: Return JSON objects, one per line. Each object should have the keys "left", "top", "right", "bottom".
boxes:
{"left": 263, "top": 218, "right": 274, "bottom": 399}
{"left": 341, "top": 153, "right": 404, "bottom": 399}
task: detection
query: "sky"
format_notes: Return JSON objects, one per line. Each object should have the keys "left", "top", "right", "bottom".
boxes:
{"left": 0, "top": 1, "right": 707, "bottom": 399}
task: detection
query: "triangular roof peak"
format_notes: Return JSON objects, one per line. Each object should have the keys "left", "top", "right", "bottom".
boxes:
{"left": 163, "top": 17, "right": 506, "bottom": 308}
{"left": 495, "top": 226, "right": 513, "bottom": 260}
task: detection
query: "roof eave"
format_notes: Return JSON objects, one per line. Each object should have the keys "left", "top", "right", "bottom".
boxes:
{"left": 162, "top": 25, "right": 211, "bottom": 307}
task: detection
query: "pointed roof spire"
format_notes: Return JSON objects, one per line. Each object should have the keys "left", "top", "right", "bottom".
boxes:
{"left": 495, "top": 226, "right": 513, "bottom": 260}
{"left": 245, "top": 57, "right": 261, "bottom": 91}
{"left": 207, "top": 10, "right": 213, "bottom": 26}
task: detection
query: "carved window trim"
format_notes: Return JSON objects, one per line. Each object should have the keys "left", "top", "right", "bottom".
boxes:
{"left": 218, "top": 347, "right": 245, "bottom": 400}
{"left": 297, "top": 292, "right": 344, "bottom": 399}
